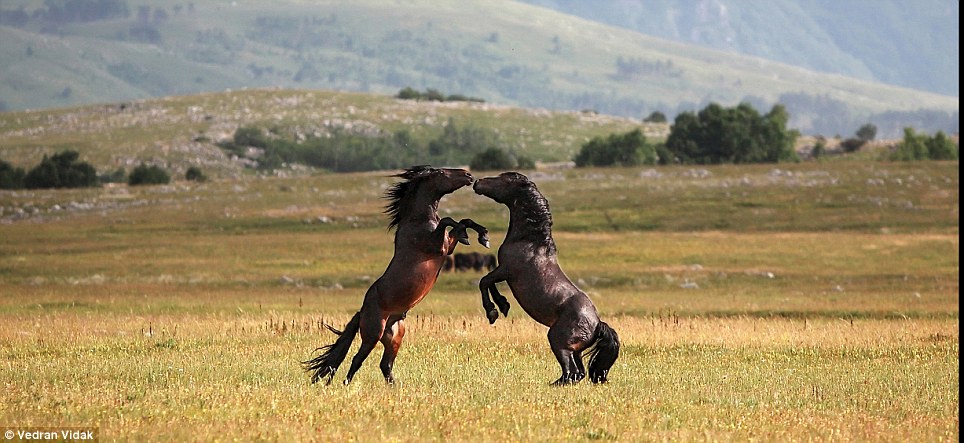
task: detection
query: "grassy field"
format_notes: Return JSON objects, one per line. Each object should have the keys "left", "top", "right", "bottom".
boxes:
{"left": 0, "top": 161, "right": 958, "bottom": 441}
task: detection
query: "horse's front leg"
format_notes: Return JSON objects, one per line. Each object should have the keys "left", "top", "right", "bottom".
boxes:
{"left": 437, "top": 217, "right": 470, "bottom": 246}
{"left": 457, "top": 218, "right": 490, "bottom": 248}
{"left": 479, "top": 266, "right": 510, "bottom": 324}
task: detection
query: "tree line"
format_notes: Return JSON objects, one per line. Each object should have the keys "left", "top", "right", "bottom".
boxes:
{"left": 574, "top": 102, "right": 957, "bottom": 167}
{"left": 0, "top": 150, "right": 205, "bottom": 190}
{"left": 219, "top": 118, "right": 532, "bottom": 173}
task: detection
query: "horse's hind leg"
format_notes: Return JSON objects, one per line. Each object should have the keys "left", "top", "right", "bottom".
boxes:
{"left": 343, "top": 309, "right": 386, "bottom": 385}
{"left": 571, "top": 352, "right": 586, "bottom": 382}
{"left": 379, "top": 313, "right": 407, "bottom": 384}
{"left": 547, "top": 325, "right": 580, "bottom": 385}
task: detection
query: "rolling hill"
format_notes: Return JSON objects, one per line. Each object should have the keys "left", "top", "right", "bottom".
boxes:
{"left": 0, "top": 0, "right": 958, "bottom": 138}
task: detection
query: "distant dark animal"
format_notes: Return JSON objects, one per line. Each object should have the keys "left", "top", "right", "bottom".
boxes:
{"left": 452, "top": 252, "right": 498, "bottom": 272}
{"left": 442, "top": 254, "right": 455, "bottom": 272}
{"left": 473, "top": 172, "right": 620, "bottom": 384}
{"left": 302, "top": 166, "right": 488, "bottom": 385}
{"left": 480, "top": 253, "right": 497, "bottom": 271}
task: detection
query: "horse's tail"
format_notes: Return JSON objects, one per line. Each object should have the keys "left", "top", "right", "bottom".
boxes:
{"left": 302, "top": 312, "right": 361, "bottom": 384}
{"left": 586, "top": 321, "right": 620, "bottom": 384}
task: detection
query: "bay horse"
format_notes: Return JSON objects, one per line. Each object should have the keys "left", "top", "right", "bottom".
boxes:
{"left": 473, "top": 172, "right": 620, "bottom": 384}
{"left": 302, "top": 166, "right": 488, "bottom": 385}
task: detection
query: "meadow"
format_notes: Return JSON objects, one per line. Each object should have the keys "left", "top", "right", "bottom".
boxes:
{"left": 0, "top": 161, "right": 958, "bottom": 441}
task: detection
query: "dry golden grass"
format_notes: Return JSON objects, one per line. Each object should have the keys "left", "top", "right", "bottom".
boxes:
{"left": 0, "top": 161, "right": 958, "bottom": 441}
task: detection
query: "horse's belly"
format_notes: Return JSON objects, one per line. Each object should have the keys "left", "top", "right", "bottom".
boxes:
{"left": 376, "top": 260, "right": 442, "bottom": 312}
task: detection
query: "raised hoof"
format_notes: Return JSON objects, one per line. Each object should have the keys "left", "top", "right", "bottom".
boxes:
{"left": 478, "top": 234, "right": 490, "bottom": 248}
{"left": 486, "top": 309, "right": 499, "bottom": 324}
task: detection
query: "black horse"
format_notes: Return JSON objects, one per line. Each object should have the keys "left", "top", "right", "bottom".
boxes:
{"left": 302, "top": 166, "right": 488, "bottom": 385}
{"left": 474, "top": 172, "right": 620, "bottom": 384}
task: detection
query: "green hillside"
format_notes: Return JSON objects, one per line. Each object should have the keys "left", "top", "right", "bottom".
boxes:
{"left": 0, "top": 0, "right": 957, "bottom": 137}
{"left": 0, "top": 88, "right": 656, "bottom": 177}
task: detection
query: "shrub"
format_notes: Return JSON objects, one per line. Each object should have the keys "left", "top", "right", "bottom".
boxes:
{"left": 0, "top": 159, "right": 25, "bottom": 189}
{"left": 128, "top": 164, "right": 171, "bottom": 186}
{"left": 926, "top": 131, "right": 958, "bottom": 160}
{"left": 888, "top": 127, "right": 958, "bottom": 161}
{"left": 470, "top": 148, "right": 515, "bottom": 171}
{"left": 643, "top": 111, "right": 667, "bottom": 123}
{"left": 574, "top": 128, "right": 655, "bottom": 167}
{"left": 99, "top": 167, "right": 127, "bottom": 184}
{"left": 840, "top": 138, "right": 866, "bottom": 153}
{"left": 185, "top": 166, "right": 207, "bottom": 182}
{"left": 23, "top": 150, "right": 98, "bottom": 189}
{"left": 811, "top": 139, "right": 826, "bottom": 159}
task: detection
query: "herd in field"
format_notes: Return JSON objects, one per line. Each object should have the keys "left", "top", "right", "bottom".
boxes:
{"left": 302, "top": 166, "right": 619, "bottom": 386}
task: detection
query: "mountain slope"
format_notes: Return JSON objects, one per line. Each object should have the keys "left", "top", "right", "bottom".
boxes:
{"left": 0, "top": 0, "right": 958, "bottom": 137}
{"left": 522, "top": 0, "right": 959, "bottom": 97}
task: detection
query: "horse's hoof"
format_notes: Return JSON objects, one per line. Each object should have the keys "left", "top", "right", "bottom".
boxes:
{"left": 479, "top": 234, "right": 490, "bottom": 248}
{"left": 486, "top": 310, "right": 499, "bottom": 324}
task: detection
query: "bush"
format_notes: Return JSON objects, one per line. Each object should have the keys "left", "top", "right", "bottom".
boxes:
{"left": 0, "top": 159, "right": 25, "bottom": 189}
{"left": 664, "top": 103, "right": 798, "bottom": 164}
{"left": 856, "top": 123, "right": 877, "bottom": 142}
{"left": 926, "top": 131, "right": 958, "bottom": 160}
{"left": 811, "top": 139, "right": 826, "bottom": 159}
{"left": 840, "top": 138, "right": 866, "bottom": 153}
{"left": 891, "top": 128, "right": 958, "bottom": 161}
{"left": 470, "top": 148, "right": 515, "bottom": 171}
{"left": 574, "top": 128, "right": 655, "bottom": 167}
{"left": 643, "top": 111, "right": 667, "bottom": 123}
{"left": 128, "top": 164, "right": 171, "bottom": 186}
{"left": 99, "top": 167, "right": 127, "bottom": 184}
{"left": 23, "top": 150, "right": 98, "bottom": 189}
{"left": 185, "top": 166, "right": 207, "bottom": 182}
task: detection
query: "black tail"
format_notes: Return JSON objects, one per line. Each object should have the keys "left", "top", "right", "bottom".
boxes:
{"left": 302, "top": 312, "right": 361, "bottom": 385}
{"left": 586, "top": 321, "right": 620, "bottom": 384}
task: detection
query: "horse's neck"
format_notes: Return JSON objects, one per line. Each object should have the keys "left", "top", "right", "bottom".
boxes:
{"left": 401, "top": 193, "right": 441, "bottom": 227}
{"left": 506, "top": 202, "right": 555, "bottom": 252}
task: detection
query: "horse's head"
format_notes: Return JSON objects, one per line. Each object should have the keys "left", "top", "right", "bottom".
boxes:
{"left": 472, "top": 171, "right": 533, "bottom": 204}
{"left": 385, "top": 166, "right": 474, "bottom": 230}
{"left": 394, "top": 165, "right": 474, "bottom": 195}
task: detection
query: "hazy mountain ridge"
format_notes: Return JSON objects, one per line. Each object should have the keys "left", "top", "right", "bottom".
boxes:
{"left": 522, "top": 0, "right": 959, "bottom": 97}
{"left": 0, "top": 0, "right": 958, "bottom": 138}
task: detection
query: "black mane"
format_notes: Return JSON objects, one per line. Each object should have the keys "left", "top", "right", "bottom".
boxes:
{"left": 384, "top": 165, "right": 441, "bottom": 231}
{"left": 509, "top": 177, "right": 556, "bottom": 255}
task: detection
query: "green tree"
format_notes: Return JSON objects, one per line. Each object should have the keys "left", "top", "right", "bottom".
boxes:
{"left": 890, "top": 128, "right": 929, "bottom": 161}
{"left": 664, "top": 103, "right": 798, "bottom": 164}
{"left": 23, "top": 150, "right": 98, "bottom": 189}
{"left": 856, "top": 123, "right": 877, "bottom": 141}
{"left": 926, "top": 131, "right": 958, "bottom": 160}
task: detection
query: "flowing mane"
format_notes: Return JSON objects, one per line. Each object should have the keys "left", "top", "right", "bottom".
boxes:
{"left": 384, "top": 165, "right": 441, "bottom": 231}
{"left": 509, "top": 175, "right": 556, "bottom": 255}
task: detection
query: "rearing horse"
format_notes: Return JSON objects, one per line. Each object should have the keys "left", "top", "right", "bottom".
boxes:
{"left": 474, "top": 172, "right": 620, "bottom": 384}
{"left": 303, "top": 166, "right": 488, "bottom": 385}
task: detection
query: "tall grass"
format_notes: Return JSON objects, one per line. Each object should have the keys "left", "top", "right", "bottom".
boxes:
{"left": 0, "top": 161, "right": 957, "bottom": 441}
